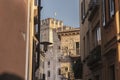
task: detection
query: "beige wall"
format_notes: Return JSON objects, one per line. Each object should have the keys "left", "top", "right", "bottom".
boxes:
{"left": 60, "top": 30, "right": 80, "bottom": 56}
{"left": 80, "top": 0, "right": 101, "bottom": 80}
{"left": 60, "top": 62, "right": 71, "bottom": 78}
{"left": 0, "top": 0, "right": 28, "bottom": 79}
{"left": 80, "top": 0, "right": 90, "bottom": 61}
{"left": 101, "top": 0, "right": 120, "bottom": 80}
{"left": 58, "top": 28, "right": 80, "bottom": 79}
{"left": 80, "top": 0, "right": 120, "bottom": 80}
{"left": 80, "top": 1, "right": 91, "bottom": 80}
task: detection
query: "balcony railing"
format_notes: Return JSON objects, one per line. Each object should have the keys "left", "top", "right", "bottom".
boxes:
{"left": 59, "top": 56, "right": 71, "bottom": 62}
{"left": 88, "top": 0, "right": 100, "bottom": 21}
{"left": 87, "top": 45, "right": 101, "bottom": 67}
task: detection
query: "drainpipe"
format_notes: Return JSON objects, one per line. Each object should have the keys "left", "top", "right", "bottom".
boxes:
{"left": 118, "top": 0, "right": 120, "bottom": 35}
{"left": 37, "top": 0, "right": 41, "bottom": 69}
{"left": 25, "top": 0, "right": 30, "bottom": 80}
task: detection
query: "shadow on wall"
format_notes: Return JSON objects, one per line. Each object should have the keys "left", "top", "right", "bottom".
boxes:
{"left": 0, "top": 72, "right": 23, "bottom": 80}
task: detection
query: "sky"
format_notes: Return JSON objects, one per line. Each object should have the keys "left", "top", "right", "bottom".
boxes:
{"left": 41, "top": 0, "right": 79, "bottom": 27}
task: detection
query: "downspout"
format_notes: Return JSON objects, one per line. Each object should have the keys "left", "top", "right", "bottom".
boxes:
{"left": 25, "top": 0, "right": 30, "bottom": 80}
{"left": 116, "top": 0, "right": 120, "bottom": 40}
{"left": 118, "top": 0, "right": 120, "bottom": 34}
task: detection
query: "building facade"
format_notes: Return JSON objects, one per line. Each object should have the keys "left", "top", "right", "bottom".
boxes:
{"left": 28, "top": 0, "right": 43, "bottom": 80}
{"left": 40, "top": 18, "right": 63, "bottom": 44}
{"left": 80, "top": 0, "right": 120, "bottom": 80}
{"left": 0, "top": 0, "right": 41, "bottom": 80}
{"left": 0, "top": 0, "right": 28, "bottom": 79}
{"left": 58, "top": 27, "right": 81, "bottom": 80}
{"left": 101, "top": 0, "right": 120, "bottom": 80}
{"left": 35, "top": 51, "right": 45, "bottom": 80}
{"left": 40, "top": 18, "right": 63, "bottom": 80}
{"left": 80, "top": 0, "right": 102, "bottom": 80}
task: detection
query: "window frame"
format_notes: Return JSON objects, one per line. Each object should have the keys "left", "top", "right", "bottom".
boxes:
{"left": 48, "top": 61, "right": 50, "bottom": 68}
{"left": 81, "top": 0, "right": 86, "bottom": 22}
{"left": 96, "top": 27, "right": 101, "bottom": 44}
{"left": 86, "top": 31, "right": 90, "bottom": 55}
{"left": 83, "top": 37, "right": 85, "bottom": 59}
{"left": 94, "top": 23, "right": 101, "bottom": 46}
{"left": 81, "top": 2, "right": 83, "bottom": 21}
{"left": 83, "top": 0, "right": 85, "bottom": 19}
{"left": 58, "top": 68, "right": 61, "bottom": 75}
{"left": 65, "top": 67, "right": 68, "bottom": 71}
{"left": 102, "top": 0, "right": 106, "bottom": 26}
{"left": 109, "top": 0, "right": 115, "bottom": 18}
{"left": 47, "top": 71, "right": 50, "bottom": 77}
{"left": 76, "top": 42, "right": 80, "bottom": 55}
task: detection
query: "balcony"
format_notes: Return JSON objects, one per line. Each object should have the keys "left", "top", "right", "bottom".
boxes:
{"left": 88, "top": 0, "right": 100, "bottom": 21}
{"left": 69, "top": 54, "right": 80, "bottom": 62}
{"left": 59, "top": 56, "right": 71, "bottom": 62}
{"left": 87, "top": 45, "right": 101, "bottom": 69}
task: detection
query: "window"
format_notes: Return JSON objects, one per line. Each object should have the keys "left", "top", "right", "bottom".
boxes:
{"left": 81, "top": 0, "right": 85, "bottom": 21}
{"left": 58, "top": 46, "right": 60, "bottom": 49}
{"left": 35, "top": 24, "right": 38, "bottom": 33}
{"left": 48, "top": 61, "right": 50, "bottom": 65}
{"left": 58, "top": 68, "right": 61, "bottom": 75}
{"left": 109, "top": 0, "right": 115, "bottom": 18}
{"left": 64, "top": 47, "right": 68, "bottom": 54}
{"left": 109, "top": 65, "right": 115, "bottom": 80}
{"left": 51, "top": 21, "right": 54, "bottom": 24}
{"left": 56, "top": 21, "right": 58, "bottom": 25}
{"left": 83, "top": 37, "right": 85, "bottom": 58}
{"left": 65, "top": 67, "right": 68, "bottom": 71}
{"left": 35, "top": 52, "right": 38, "bottom": 63}
{"left": 43, "top": 74, "right": 45, "bottom": 80}
{"left": 48, "top": 61, "right": 50, "bottom": 68}
{"left": 102, "top": 0, "right": 106, "bottom": 26}
{"left": 59, "top": 21, "right": 62, "bottom": 25}
{"left": 93, "top": 23, "right": 101, "bottom": 47}
{"left": 45, "top": 20, "right": 49, "bottom": 25}
{"left": 81, "top": 2, "right": 83, "bottom": 21}
{"left": 86, "top": 31, "right": 90, "bottom": 55}
{"left": 47, "top": 71, "right": 50, "bottom": 77}
{"left": 42, "top": 62, "right": 44, "bottom": 68}
{"left": 83, "top": 0, "right": 85, "bottom": 18}
{"left": 96, "top": 27, "right": 101, "bottom": 45}
{"left": 76, "top": 42, "right": 80, "bottom": 55}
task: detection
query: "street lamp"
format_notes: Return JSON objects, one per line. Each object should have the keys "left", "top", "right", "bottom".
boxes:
{"left": 36, "top": 0, "right": 53, "bottom": 80}
{"left": 37, "top": 0, "right": 52, "bottom": 63}
{"left": 40, "top": 42, "right": 52, "bottom": 52}
{"left": 36, "top": 0, "right": 42, "bottom": 70}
